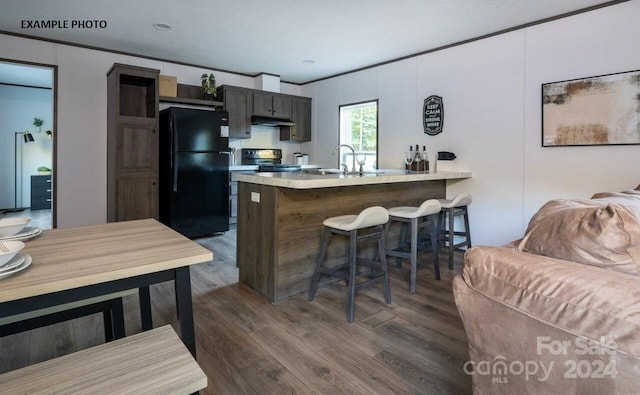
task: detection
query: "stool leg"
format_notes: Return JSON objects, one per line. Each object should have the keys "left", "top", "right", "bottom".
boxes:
{"left": 448, "top": 208, "right": 455, "bottom": 270}
{"left": 308, "top": 227, "right": 331, "bottom": 302}
{"left": 463, "top": 206, "right": 472, "bottom": 248}
{"left": 396, "top": 222, "right": 407, "bottom": 267}
{"left": 430, "top": 215, "right": 441, "bottom": 280}
{"left": 410, "top": 218, "right": 418, "bottom": 293}
{"left": 438, "top": 211, "right": 446, "bottom": 250}
{"left": 347, "top": 230, "right": 358, "bottom": 323}
{"left": 377, "top": 225, "right": 391, "bottom": 304}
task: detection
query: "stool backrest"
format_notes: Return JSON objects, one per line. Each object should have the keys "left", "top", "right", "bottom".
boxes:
{"left": 416, "top": 199, "right": 442, "bottom": 217}
{"left": 450, "top": 193, "right": 472, "bottom": 207}
{"left": 352, "top": 206, "right": 389, "bottom": 229}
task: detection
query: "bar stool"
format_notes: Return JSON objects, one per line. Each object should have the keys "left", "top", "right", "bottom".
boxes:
{"left": 385, "top": 199, "right": 442, "bottom": 293}
{"left": 439, "top": 193, "right": 472, "bottom": 270}
{"left": 308, "top": 206, "right": 391, "bottom": 323}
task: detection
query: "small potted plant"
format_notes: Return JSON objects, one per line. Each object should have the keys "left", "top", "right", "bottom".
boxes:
{"left": 33, "top": 117, "right": 44, "bottom": 133}
{"left": 37, "top": 166, "right": 51, "bottom": 175}
{"left": 200, "top": 73, "right": 217, "bottom": 100}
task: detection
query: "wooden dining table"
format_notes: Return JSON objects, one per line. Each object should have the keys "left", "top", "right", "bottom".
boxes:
{"left": 0, "top": 218, "right": 212, "bottom": 357}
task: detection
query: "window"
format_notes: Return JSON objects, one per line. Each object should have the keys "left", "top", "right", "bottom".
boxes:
{"left": 339, "top": 100, "right": 378, "bottom": 171}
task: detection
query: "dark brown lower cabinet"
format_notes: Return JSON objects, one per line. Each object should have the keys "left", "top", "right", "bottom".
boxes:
{"left": 115, "top": 176, "right": 158, "bottom": 221}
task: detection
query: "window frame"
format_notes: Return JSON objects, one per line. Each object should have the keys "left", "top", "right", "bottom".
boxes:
{"left": 338, "top": 99, "right": 379, "bottom": 170}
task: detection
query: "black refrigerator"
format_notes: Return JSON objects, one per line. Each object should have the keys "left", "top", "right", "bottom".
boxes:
{"left": 159, "top": 107, "right": 230, "bottom": 238}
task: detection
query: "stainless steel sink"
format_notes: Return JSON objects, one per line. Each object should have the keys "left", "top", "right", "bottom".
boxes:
{"left": 303, "top": 168, "right": 385, "bottom": 176}
{"left": 303, "top": 168, "right": 343, "bottom": 175}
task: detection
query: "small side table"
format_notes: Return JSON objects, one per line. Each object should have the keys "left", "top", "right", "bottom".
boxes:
{"left": 30, "top": 174, "right": 52, "bottom": 210}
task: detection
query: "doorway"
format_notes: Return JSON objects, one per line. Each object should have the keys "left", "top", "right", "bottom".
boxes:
{"left": 0, "top": 59, "right": 56, "bottom": 230}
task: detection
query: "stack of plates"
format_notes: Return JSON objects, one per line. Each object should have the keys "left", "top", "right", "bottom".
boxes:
{"left": 0, "top": 253, "right": 32, "bottom": 280}
{"left": 0, "top": 217, "right": 38, "bottom": 280}
{"left": 0, "top": 227, "right": 42, "bottom": 241}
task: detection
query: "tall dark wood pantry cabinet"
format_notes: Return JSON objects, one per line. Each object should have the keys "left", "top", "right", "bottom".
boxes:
{"left": 107, "top": 64, "right": 160, "bottom": 222}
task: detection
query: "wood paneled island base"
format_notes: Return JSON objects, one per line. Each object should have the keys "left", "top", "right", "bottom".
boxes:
{"left": 237, "top": 174, "right": 469, "bottom": 303}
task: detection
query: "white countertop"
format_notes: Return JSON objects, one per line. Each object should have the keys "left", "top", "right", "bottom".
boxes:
{"left": 235, "top": 169, "right": 472, "bottom": 189}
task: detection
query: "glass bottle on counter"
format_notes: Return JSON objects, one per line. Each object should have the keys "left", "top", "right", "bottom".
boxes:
{"left": 413, "top": 144, "right": 422, "bottom": 172}
{"left": 405, "top": 145, "right": 413, "bottom": 171}
{"left": 422, "top": 145, "right": 429, "bottom": 173}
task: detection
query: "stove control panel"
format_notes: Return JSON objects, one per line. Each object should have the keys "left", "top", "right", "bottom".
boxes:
{"left": 241, "top": 148, "right": 283, "bottom": 160}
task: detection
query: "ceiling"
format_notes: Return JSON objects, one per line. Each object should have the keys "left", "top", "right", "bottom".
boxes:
{"left": 0, "top": 0, "right": 625, "bottom": 85}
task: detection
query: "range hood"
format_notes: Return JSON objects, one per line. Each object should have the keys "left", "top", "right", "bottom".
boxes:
{"left": 251, "top": 115, "right": 295, "bottom": 127}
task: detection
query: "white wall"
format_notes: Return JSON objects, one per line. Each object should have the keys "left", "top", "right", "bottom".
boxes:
{"left": 306, "top": 1, "right": 640, "bottom": 246}
{"left": 0, "top": 85, "right": 53, "bottom": 209}
{"left": 0, "top": 34, "right": 303, "bottom": 227}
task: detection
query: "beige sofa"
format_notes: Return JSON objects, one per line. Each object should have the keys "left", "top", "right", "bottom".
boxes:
{"left": 453, "top": 187, "right": 640, "bottom": 394}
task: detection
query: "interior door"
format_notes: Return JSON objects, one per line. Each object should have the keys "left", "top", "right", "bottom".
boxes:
{"left": 0, "top": 60, "right": 56, "bottom": 229}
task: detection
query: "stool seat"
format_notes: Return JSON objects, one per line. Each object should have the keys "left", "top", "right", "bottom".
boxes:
{"left": 386, "top": 199, "right": 442, "bottom": 292}
{"left": 309, "top": 206, "right": 391, "bottom": 323}
{"left": 323, "top": 206, "right": 389, "bottom": 231}
{"left": 388, "top": 199, "right": 441, "bottom": 219}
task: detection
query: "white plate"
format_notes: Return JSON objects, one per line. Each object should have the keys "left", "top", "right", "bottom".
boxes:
{"left": 0, "top": 217, "right": 30, "bottom": 237}
{"left": 0, "top": 254, "right": 32, "bottom": 280}
{"left": 0, "top": 227, "right": 42, "bottom": 241}
{"left": 0, "top": 254, "right": 26, "bottom": 273}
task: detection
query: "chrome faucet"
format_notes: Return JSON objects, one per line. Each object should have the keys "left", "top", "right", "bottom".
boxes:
{"left": 332, "top": 144, "right": 356, "bottom": 174}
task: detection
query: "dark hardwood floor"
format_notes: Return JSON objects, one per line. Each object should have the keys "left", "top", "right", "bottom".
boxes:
{"left": 0, "top": 229, "right": 472, "bottom": 394}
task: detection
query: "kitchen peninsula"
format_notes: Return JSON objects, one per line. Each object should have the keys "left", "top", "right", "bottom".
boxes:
{"left": 236, "top": 170, "right": 471, "bottom": 303}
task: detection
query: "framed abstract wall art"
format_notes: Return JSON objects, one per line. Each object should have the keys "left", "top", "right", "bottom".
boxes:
{"left": 542, "top": 69, "right": 640, "bottom": 147}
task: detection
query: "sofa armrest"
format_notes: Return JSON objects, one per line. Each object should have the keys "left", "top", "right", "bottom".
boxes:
{"left": 461, "top": 246, "right": 640, "bottom": 358}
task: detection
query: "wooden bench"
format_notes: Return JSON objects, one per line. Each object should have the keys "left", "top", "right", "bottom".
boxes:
{"left": 0, "top": 325, "right": 207, "bottom": 394}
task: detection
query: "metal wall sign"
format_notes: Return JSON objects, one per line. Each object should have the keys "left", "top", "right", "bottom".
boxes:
{"left": 423, "top": 95, "right": 444, "bottom": 135}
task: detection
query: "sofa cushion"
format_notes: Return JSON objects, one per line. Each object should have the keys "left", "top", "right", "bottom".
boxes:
{"left": 592, "top": 191, "right": 640, "bottom": 209}
{"left": 517, "top": 199, "right": 640, "bottom": 275}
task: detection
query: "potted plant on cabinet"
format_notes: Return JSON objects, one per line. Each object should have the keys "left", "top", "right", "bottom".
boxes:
{"left": 200, "top": 73, "right": 217, "bottom": 100}
{"left": 33, "top": 117, "right": 44, "bottom": 133}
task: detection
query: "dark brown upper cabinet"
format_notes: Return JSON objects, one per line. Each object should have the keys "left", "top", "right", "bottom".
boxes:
{"left": 281, "top": 96, "right": 311, "bottom": 141}
{"left": 217, "top": 86, "right": 253, "bottom": 139}
{"left": 253, "top": 91, "right": 292, "bottom": 119}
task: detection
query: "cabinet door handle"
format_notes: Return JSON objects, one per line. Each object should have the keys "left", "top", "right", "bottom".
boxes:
{"left": 46, "top": 179, "right": 52, "bottom": 183}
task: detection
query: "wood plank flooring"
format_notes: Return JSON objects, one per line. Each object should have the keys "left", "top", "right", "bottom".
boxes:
{"left": 0, "top": 229, "right": 472, "bottom": 394}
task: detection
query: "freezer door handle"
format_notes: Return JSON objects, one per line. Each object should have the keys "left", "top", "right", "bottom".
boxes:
{"left": 172, "top": 114, "right": 179, "bottom": 192}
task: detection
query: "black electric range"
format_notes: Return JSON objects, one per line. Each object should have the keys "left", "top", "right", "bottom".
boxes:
{"left": 241, "top": 148, "right": 302, "bottom": 172}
